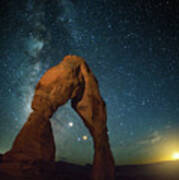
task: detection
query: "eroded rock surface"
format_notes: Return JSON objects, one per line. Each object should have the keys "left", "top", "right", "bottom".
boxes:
{"left": 0, "top": 55, "right": 115, "bottom": 180}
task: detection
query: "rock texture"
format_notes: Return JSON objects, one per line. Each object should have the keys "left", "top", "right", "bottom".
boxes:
{"left": 0, "top": 55, "right": 115, "bottom": 180}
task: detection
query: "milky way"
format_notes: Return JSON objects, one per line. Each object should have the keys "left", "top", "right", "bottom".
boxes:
{"left": 0, "top": 0, "right": 179, "bottom": 165}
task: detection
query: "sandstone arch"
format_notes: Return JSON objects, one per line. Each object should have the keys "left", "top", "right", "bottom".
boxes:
{"left": 0, "top": 55, "right": 115, "bottom": 180}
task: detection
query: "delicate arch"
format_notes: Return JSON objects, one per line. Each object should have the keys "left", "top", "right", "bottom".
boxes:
{"left": 0, "top": 55, "right": 115, "bottom": 180}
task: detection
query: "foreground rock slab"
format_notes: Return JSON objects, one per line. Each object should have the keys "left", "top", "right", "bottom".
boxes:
{"left": 0, "top": 55, "right": 115, "bottom": 180}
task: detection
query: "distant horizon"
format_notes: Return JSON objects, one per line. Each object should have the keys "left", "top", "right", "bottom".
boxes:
{"left": 57, "top": 159, "right": 179, "bottom": 166}
{"left": 1, "top": 152, "right": 179, "bottom": 167}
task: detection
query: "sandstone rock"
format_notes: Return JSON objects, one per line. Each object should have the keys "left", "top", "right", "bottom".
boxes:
{"left": 0, "top": 109, "right": 56, "bottom": 178}
{"left": 0, "top": 55, "right": 115, "bottom": 180}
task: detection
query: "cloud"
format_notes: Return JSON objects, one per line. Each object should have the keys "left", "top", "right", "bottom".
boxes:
{"left": 138, "top": 131, "right": 162, "bottom": 145}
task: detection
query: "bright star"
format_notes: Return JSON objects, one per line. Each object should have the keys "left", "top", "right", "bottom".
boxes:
{"left": 82, "top": 135, "right": 88, "bottom": 141}
{"left": 68, "top": 122, "right": 74, "bottom": 127}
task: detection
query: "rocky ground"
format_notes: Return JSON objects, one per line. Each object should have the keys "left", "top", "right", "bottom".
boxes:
{"left": 0, "top": 155, "right": 179, "bottom": 180}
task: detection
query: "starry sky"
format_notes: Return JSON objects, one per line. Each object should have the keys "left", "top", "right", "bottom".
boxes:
{"left": 0, "top": 0, "right": 179, "bottom": 166}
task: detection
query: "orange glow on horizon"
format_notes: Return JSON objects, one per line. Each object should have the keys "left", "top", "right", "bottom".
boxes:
{"left": 172, "top": 152, "right": 179, "bottom": 160}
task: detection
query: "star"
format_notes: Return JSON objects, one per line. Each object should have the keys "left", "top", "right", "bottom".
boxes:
{"left": 68, "top": 122, "right": 74, "bottom": 127}
{"left": 82, "top": 135, "right": 88, "bottom": 141}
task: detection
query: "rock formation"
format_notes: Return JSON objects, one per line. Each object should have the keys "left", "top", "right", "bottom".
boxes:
{"left": 0, "top": 55, "right": 115, "bottom": 180}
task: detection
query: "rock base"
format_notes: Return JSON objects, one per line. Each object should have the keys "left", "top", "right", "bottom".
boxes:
{"left": 0, "top": 161, "right": 55, "bottom": 180}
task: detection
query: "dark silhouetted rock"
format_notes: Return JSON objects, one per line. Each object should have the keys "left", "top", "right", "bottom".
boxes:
{"left": 0, "top": 154, "right": 3, "bottom": 163}
{"left": 0, "top": 55, "right": 115, "bottom": 180}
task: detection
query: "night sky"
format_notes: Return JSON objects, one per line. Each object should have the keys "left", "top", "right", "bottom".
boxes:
{"left": 0, "top": 0, "right": 179, "bottom": 166}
